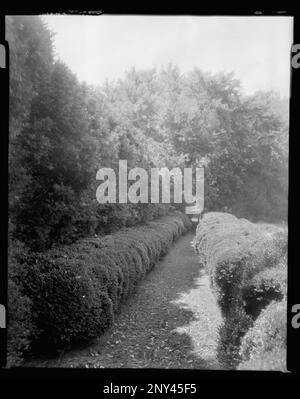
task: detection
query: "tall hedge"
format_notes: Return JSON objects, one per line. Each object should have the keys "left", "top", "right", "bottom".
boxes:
{"left": 8, "top": 212, "right": 191, "bottom": 362}
{"left": 193, "top": 212, "right": 287, "bottom": 369}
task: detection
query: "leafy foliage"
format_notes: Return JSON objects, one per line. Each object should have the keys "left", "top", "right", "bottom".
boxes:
{"left": 8, "top": 213, "right": 191, "bottom": 359}
{"left": 6, "top": 16, "right": 288, "bottom": 367}
{"left": 7, "top": 241, "right": 34, "bottom": 366}
{"left": 193, "top": 212, "right": 287, "bottom": 369}
{"left": 7, "top": 16, "right": 288, "bottom": 250}
{"left": 238, "top": 299, "right": 287, "bottom": 371}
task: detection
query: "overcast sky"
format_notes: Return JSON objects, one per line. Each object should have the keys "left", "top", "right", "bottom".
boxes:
{"left": 42, "top": 15, "right": 293, "bottom": 97}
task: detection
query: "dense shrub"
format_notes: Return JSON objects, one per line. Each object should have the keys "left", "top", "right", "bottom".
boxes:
{"left": 8, "top": 212, "right": 191, "bottom": 360}
{"left": 217, "top": 309, "right": 253, "bottom": 369}
{"left": 7, "top": 280, "right": 33, "bottom": 366}
{"left": 193, "top": 212, "right": 287, "bottom": 369}
{"left": 238, "top": 299, "right": 287, "bottom": 371}
{"left": 19, "top": 252, "right": 114, "bottom": 350}
{"left": 242, "top": 264, "right": 287, "bottom": 318}
{"left": 95, "top": 203, "right": 174, "bottom": 235}
{"left": 238, "top": 348, "right": 286, "bottom": 371}
{"left": 7, "top": 242, "right": 33, "bottom": 366}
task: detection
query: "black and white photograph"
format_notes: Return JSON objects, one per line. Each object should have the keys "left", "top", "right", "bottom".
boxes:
{"left": 0, "top": 11, "right": 295, "bottom": 379}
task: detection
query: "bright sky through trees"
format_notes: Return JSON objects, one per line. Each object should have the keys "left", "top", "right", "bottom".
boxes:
{"left": 42, "top": 15, "right": 293, "bottom": 98}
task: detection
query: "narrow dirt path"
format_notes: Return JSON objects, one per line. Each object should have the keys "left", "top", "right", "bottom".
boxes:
{"left": 29, "top": 232, "right": 223, "bottom": 369}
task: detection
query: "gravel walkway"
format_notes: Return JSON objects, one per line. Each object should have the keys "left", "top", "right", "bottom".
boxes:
{"left": 27, "top": 232, "right": 223, "bottom": 369}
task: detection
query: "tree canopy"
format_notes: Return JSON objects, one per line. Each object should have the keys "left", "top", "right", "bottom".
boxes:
{"left": 7, "top": 16, "right": 288, "bottom": 250}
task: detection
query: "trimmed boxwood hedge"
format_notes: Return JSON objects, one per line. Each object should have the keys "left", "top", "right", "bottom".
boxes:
{"left": 7, "top": 241, "right": 33, "bottom": 367}
{"left": 193, "top": 212, "right": 287, "bottom": 369}
{"left": 8, "top": 211, "right": 191, "bottom": 362}
{"left": 238, "top": 299, "right": 287, "bottom": 371}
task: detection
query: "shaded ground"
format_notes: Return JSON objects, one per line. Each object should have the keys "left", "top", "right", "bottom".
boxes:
{"left": 25, "top": 232, "right": 223, "bottom": 369}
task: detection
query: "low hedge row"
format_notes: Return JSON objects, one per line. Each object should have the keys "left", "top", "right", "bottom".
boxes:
{"left": 238, "top": 299, "right": 287, "bottom": 371}
{"left": 8, "top": 211, "right": 191, "bottom": 365}
{"left": 7, "top": 242, "right": 34, "bottom": 366}
{"left": 193, "top": 212, "right": 287, "bottom": 369}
